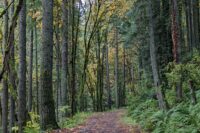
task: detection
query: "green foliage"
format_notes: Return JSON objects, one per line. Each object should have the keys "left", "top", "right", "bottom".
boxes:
{"left": 61, "top": 112, "right": 93, "bottom": 128}
{"left": 59, "top": 105, "right": 71, "bottom": 114}
{"left": 11, "top": 126, "right": 19, "bottom": 133}
{"left": 128, "top": 85, "right": 200, "bottom": 133}
{"left": 127, "top": 54, "right": 200, "bottom": 132}
{"left": 166, "top": 53, "right": 200, "bottom": 88}
{"left": 10, "top": 112, "right": 40, "bottom": 133}
{"left": 121, "top": 114, "right": 137, "bottom": 125}
{"left": 24, "top": 112, "right": 40, "bottom": 133}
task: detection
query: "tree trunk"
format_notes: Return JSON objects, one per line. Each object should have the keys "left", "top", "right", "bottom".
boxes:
{"left": 61, "top": 0, "right": 69, "bottom": 117}
{"left": 105, "top": 38, "right": 111, "bottom": 109}
{"left": 191, "top": 0, "right": 200, "bottom": 49}
{"left": 114, "top": 29, "right": 119, "bottom": 108}
{"left": 100, "top": 46, "right": 104, "bottom": 111}
{"left": 18, "top": 0, "right": 27, "bottom": 132}
{"left": 34, "top": 19, "right": 39, "bottom": 114}
{"left": 96, "top": 30, "right": 102, "bottom": 112}
{"left": 40, "top": 0, "right": 59, "bottom": 130}
{"left": 55, "top": 28, "right": 61, "bottom": 121}
{"left": 189, "top": 80, "right": 197, "bottom": 105}
{"left": 1, "top": 0, "right": 9, "bottom": 132}
{"left": 171, "top": 0, "right": 183, "bottom": 102}
{"left": 1, "top": 80, "right": 8, "bottom": 133}
{"left": 130, "top": 62, "right": 135, "bottom": 93}
{"left": 71, "top": 0, "right": 80, "bottom": 115}
{"left": 9, "top": 0, "right": 16, "bottom": 132}
{"left": 185, "top": 0, "right": 193, "bottom": 52}
{"left": 122, "top": 43, "right": 126, "bottom": 106}
{"left": 71, "top": 0, "right": 75, "bottom": 115}
{"left": 184, "top": 0, "right": 199, "bottom": 51}
{"left": 148, "top": 0, "right": 167, "bottom": 110}
{"left": 28, "top": 29, "right": 33, "bottom": 112}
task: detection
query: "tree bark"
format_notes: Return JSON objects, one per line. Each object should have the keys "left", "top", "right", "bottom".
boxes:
{"left": 185, "top": 0, "right": 193, "bottom": 52}
{"left": 114, "top": 29, "right": 119, "bottom": 108}
{"left": 18, "top": 0, "right": 27, "bottom": 132}
{"left": 40, "top": 0, "right": 59, "bottom": 130}
{"left": 1, "top": 0, "right": 9, "bottom": 132}
{"left": 185, "top": 0, "right": 200, "bottom": 50}
{"left": 28, "top": 29, "right": 33, "bottom": 112}
{"left": 55, "top": 27, "right": 61, "bottom": 121}
{"left": 9, "top": 0, "right": 16, "bottom": 132}
{"left": 171, "top": 0, "right": 183, "bottom": 102}
{"left": 61, "top": 0, "right": 69, "bottom": 117}
{"left": 1, "top": 80, "right": 8, "bottom": 133}
{"left": 122, "top": 43, "right": 126, "bottom": 106}
{"left": 100, "top": 46, "right": 104, "bottom": 111}
{"left": 105, "top": 37, "right": 111, "bottom": 109}
{"left": 148, "top": 0, "right": 167, "bottom": 110}
{"left": 96, "top": 30, "right": 102, "bottom": 111}
{"left": 34, "top": 19, "right": 39, "bottom": 114}
{"left": 71, "top": 0, "right": 80, "bottom": 115}
{"left": 191, "top": 0, "right": 199, "bottom": 49}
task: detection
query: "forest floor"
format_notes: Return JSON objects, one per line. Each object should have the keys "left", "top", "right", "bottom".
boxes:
{"left": 52, "top": 109, "right": 141, "bottom": 133}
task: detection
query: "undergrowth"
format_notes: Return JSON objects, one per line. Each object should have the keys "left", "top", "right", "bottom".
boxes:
{"left": 61, "top": 112, "right": 93, "bottom": 128}
{"left": 128, "top": 53, "right": 200, "bottom": 133}
{"left": 20, "top": 111, "right": 92, "bottom": 132}
{"left": 128, "top": 90, "right": 200, "bottom": 133}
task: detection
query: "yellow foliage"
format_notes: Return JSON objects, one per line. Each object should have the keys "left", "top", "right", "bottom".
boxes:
{"left": 36, "top": 22, "right": 42, "bottom": 29}
{"left": 101, "top": 0, "right": 134, "bottom": 19}
{"left": 32, "top": 11, "right": 41, "bottom": 19}
{"left": 0, "top": 55, "right": 2, "bottom": 67}
{"left": 0, "top": 32, "right": 2, "bottom": 41}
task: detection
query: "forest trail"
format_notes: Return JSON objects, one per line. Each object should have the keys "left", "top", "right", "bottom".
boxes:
{"left": 52, "top": 109, "right": 141, "bottom": 133}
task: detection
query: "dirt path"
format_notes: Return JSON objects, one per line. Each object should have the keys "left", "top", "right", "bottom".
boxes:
{"left": 52, "top": 109, "right": 141, "bottom": 133}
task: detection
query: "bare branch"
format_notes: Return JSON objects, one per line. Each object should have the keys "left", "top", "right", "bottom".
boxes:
{"left": 0, "top": 0, "right": 14, "bottom": 18}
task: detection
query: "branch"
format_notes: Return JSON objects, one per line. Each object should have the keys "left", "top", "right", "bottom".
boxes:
{"left": 84, "top": 0, "right": 92, "bottom": 48}
{"left": 0, "top": 0, "right": 24, "bottom": 82}
{"left": 0, "top": 0, "right": 14, "bottom": 19}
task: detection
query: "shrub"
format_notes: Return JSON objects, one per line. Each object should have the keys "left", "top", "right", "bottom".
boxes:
{"left": 24, "top": 112, "right": 40, "bottom": 133}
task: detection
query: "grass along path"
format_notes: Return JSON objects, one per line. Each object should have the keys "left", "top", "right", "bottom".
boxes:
{"left": 52, "top": 109, "right": 141, "bottom": 133}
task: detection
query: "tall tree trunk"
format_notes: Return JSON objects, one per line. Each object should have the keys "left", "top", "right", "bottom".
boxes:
{"left": 159, "top": 0, "right": 173, "bottom": 84}
{"left": 100, "top": 46, "right": 104, "bottom": 111}
{"left": 18, "top": 0, "right": 27, "bottom": 132}
{"left": 40, "top": 0, "right": 59, "bottom": 130}
{"left": 34, "top": 19, "right": 39, "bottom": 114}
{"left": 185, "top": 0, "right": 193, "bottom": 52}
{"left": 1, "top": 0, "right": 9, "bottom": 132}
{"left": 61, "top": 0, "right": 69, "bottom": 117}
{"left": 96, "top": 31, "right": 101, "bottom": 111}
{"left": 191, "top": 0, "right": 200, "bottom": 49}
{"left": 148, "top": 0, "right": 167, "bottom": 110}
{"left": 122, "top": 43, "right": 126, "bottom": 106}
{"left": 105, "top": 38, "right": 111, "bottom": 109}
{"left": 28, "top": 29, "right": 33, "bottom": 112}
{"left": 71, "top": 0, "right": 76, "bottom": 115}
{"left": 114, "top": 29, "right": 119, "bottom": 108}
{"left": 1, "top": 80, "right": 8, "bottom": 133}
{"left": 171, "top": 0, "right": 183, "bottom": 102}
{"left": 9, "top": 0, "right": 16, "bottom": 132}
{"left": 71, "top": 0, "right": 80, "bottom": 115}
{"left": 130, "top": 62, "right": 135, "bottom": 93}
{"left": 55, "top": 28, "right": 61, "bottom": 121}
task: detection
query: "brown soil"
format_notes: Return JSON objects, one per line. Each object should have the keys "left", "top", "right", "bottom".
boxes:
{"left": 52, "top": 109, "right": 141, "bottom": 133}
